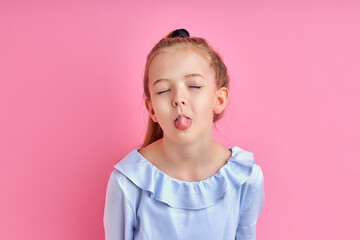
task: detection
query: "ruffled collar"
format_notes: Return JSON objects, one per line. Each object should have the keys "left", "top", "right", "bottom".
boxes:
{"left": 114, "top": 146, "right": 255, "bottom": 210}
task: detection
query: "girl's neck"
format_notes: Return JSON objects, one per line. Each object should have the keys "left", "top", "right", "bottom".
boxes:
{"left": 157, "top": 137, "right": 223, "bottom": 169}
{"left": 155, "top": 138, "right": 230, "bottom": 182}
{"left": 139, "top": 137, "right": 232, "bottom": 182}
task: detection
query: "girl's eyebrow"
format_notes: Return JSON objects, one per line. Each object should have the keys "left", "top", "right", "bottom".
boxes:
{"left": 152, "top": 73, "right": 204, "bottom": 86}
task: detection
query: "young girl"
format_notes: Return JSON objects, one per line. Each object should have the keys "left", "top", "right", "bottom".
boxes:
{"left": 103, "top": 29, "right": 265, "bottom": 240}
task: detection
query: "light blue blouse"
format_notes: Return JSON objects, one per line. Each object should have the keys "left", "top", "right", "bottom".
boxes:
{"left": 103, "top": 146, "right": 265, "bottom": 240}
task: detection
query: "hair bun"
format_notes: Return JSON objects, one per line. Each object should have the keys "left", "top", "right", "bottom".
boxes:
{"left": 170, "top": 29, "right": 190, "bottom": 38}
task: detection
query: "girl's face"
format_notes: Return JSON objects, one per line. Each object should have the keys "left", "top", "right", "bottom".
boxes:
{"left": 146, "top": 46, "right": 228, "bottom": 144}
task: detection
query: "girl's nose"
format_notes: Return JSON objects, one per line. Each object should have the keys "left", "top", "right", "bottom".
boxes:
{"left": 172, "top": 97, "right": 187, "bottom": 107}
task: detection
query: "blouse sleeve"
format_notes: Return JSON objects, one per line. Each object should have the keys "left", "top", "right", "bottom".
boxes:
{"left": 103, "top": 170, "right": 135, "bottom": 240}
{"left": 235, "top": 165, "right": 265, "bottom": 240}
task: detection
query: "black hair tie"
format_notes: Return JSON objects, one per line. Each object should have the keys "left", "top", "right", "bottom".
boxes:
{"left": 170, "top": 29, "right": 190, "bottom": 38}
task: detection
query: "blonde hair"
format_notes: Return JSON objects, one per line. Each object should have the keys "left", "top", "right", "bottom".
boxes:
{"left": 140, "top": 29, "right": 230, "bottom": 148}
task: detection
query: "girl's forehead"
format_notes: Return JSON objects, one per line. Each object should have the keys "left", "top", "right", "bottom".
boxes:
{"left": 149, "top": 47, "right": 212, "bottom": 79}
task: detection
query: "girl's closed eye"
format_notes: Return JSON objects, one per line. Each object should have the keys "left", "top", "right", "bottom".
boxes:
{"left": 157, "top": 86, "right": 202, "bottom": 95}
{"left": 157, "top": 89, "right": 170, "bottom": 94}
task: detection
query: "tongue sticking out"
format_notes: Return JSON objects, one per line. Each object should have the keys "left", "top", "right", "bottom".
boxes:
{"left": 174, "top": 117, "right": 192, "bottom": 130}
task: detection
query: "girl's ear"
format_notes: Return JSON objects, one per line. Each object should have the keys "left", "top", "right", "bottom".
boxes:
{"left": 145, "top": 99, "right": 158, "bottom": 122}
{"left": 213, "top": 87, "right": 229, "bottom": 114}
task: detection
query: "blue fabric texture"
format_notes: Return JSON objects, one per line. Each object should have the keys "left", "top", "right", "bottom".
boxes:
{"left": 104, "top": 146, "right": 265, "bottom": 240}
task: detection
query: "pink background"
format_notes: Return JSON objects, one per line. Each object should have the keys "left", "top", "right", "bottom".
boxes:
{"left": 1, "top": 0, "right": 359, "bottom": 239}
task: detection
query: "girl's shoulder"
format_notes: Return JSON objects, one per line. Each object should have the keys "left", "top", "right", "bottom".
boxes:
{"left": 137, "top": 141, "right": 162, "bottom": 168}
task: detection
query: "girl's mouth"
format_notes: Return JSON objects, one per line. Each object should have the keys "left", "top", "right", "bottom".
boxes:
{"left": 174, "top": 116, "right": 192, "bottom": 130}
